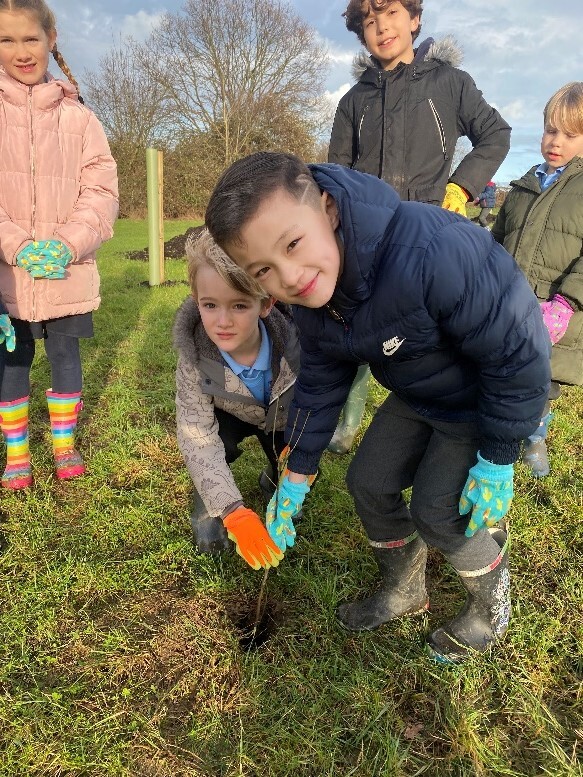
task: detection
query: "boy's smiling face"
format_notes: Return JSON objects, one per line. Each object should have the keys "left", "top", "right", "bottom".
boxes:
{"left": 226, "top": 188, "right": 343, "bottom": 309}
{"left": 362, "top": 1, "right": 419, "bottom": 71}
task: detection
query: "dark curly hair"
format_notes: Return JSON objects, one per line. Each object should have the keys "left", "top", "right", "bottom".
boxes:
{"left": 343, "top": 0, "right": 423, "bottom": 47}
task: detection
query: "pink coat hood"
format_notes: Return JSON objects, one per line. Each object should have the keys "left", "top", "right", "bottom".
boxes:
{"left": 0, "top": 68, "right": 119, "bottom": 321}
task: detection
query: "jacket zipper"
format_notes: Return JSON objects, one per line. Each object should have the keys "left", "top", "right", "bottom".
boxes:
{"left": 326, "top": 304, "right": 357, "bottom": 359}
{"left": 28, "top": 87, "right": 36, "bottom": 319}
{"left": 353, "top": 105, "right": 369, "bottom": 168}
{"left": 428, "top": 99, "right": 447, "bottom": 159}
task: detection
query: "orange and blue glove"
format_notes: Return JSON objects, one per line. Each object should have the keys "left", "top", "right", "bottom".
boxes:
{"left": 222, "top": 506, "right": 284, "bottom": 570}
{"left": 459, "top": 453, "right": 514, "bottom": 538}
{"left": 16, "top": 240, "right": 72, "bottom": 279}
{"left": 442, "top": 183, "right": 469, "bottom": 217}
{"left": 0, "top": 314, "right": 15, "bottom": 352}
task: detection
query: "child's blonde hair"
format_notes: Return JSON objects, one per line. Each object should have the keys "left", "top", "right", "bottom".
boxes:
{"left": 544, "top": 82, "right": 583, "bottom": 136}
{"left": 0, "top": 0, "right": 82, "bottom": 97}
{"left": 187, "top": 229, "right": 269, "bottom": 302}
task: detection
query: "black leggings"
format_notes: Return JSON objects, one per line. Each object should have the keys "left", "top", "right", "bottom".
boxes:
{"left": 215, "top": 407, "right": 285, "bottom": 478}
{"left": 0, "top": 330, "right": 82, "bottom": 402}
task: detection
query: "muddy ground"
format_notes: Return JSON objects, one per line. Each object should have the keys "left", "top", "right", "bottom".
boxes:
{"left": 126, "top": 225, "right": 205, "bottom": 261}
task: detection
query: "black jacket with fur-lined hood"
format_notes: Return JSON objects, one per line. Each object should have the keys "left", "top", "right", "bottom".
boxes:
{"left": 328, "top": 36, "right": 511, "bottom": 204}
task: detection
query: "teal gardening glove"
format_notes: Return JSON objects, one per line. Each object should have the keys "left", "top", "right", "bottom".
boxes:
{"left": 0, "top": 314, "right": 15, "bottom": 352}
{"left": 459, "top": 453, "right": 514, "bottom": 538}
{"left": 266, "top": 475, "right": 311, "bottom": 552}
{"left": 16, "top": 240, "right": 72, "bottom": 279}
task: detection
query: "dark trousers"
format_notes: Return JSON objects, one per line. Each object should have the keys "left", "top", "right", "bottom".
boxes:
{"left": 478, "top": 207, "right": 491, "bottom": 227}
{"left": 346, "top": 393, "right": 501, "bottom": 571}
{"left": 0, "top": 322, "right": 82, "bottom": 402}
{"left": 215, "top": 408, "right": 285, "bottom": 478}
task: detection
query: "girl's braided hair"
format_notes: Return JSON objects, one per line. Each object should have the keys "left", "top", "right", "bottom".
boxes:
{"left": 0, "top": 0, "right": 83, "bottom": 101}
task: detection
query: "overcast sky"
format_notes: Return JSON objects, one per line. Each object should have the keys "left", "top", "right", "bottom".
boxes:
{"left": 51, "top": 0, "right": 582, "bottom": 184}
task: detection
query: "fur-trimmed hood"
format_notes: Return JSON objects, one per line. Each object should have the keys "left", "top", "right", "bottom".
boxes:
{"left": 351, "top": 36, "right": 463, "bottom": 81}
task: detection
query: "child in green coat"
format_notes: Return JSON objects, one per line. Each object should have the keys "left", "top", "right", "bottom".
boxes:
{"left": 492, "top": 82, "right": 583, "bottom": 477}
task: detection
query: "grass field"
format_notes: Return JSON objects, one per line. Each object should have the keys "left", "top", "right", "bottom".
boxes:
{"left": 0, "top": 219, "right": 581, "bottom": 776}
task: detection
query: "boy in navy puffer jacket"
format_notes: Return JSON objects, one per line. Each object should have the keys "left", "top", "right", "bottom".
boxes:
{"left": 205, "top": 152, "right": 551, "bottom": 665}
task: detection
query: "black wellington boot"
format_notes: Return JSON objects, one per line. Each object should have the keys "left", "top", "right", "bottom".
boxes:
{"left": 190, "top": 491, "right": 230, "bottom": 554}
{"left": 427, "top": 532, "right": 510, "bottom": 664}
{"left": 337, "top": 532, "right": 429, "bottom": 631}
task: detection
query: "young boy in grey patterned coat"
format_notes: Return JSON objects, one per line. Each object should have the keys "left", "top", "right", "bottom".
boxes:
{"left": 173, "top": 230, "right": 300, "bottom": 569}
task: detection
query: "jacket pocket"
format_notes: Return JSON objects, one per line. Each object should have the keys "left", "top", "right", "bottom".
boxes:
{"left": 427, "top": 99, "right": 447, "bottom": 160}
{"left": 353, "top": 104, "right": 370, "bottom": 169}
{"left": 551, "top": 311, "right": 583, "bottom": 385}
{"left": 410, "top": 184, "right": 444, "bottom": 205}
{"left": 556, "top": 310, "right": 583, "bottom": 349}
{"left": 44, "top": 264, "right": 98, "bottom": 308}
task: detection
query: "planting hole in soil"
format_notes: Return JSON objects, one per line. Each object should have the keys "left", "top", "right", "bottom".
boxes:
{"left": 228, "top": 597, "right": 282, "bottom": 652}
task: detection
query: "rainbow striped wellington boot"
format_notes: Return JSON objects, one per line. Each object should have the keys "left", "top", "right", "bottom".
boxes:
{"left": 46, "top": 390, "right": 85, "bottom": 480}
{"left": 0, "top": 396, "right": 33, "bottom": 489}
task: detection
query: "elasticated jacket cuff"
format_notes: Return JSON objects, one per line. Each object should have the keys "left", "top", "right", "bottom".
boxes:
{"left": 287, "top": 448, "right": 323, "bottom": 477}
{"left": 479, "top": 440, "right": 520, "bottom": 465}
{"left": 221, "top": 500, "right": 243, "bottom": 522}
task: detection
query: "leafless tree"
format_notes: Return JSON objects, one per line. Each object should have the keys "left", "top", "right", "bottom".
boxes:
{"left": 82, "top": 0, "right": 330, "bottom": 215}
{"left": 83, "top": 38, "right": 176, "bottom": 216}
{"left": 141, "top": 0, "right": 329, "bottom": 166}
{"left": 84, "top": 37, "right": 171, "bottom": 148}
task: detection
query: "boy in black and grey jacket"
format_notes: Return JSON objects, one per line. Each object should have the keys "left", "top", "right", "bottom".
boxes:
{"left": 330, "top": 0, "right": 510, "bottom": 207}
{"left": 327, "top": 0, "right": 511, "bottom": 453}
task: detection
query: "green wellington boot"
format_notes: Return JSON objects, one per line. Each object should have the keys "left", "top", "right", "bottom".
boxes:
{"left": 327, "top": 364, "right": 370, "bottom": 454}
{"left": 521, "top": 412, "right": 553, "bottom": 478}
{"left": 337, "top": 532, "right": 429, "bottom": 631}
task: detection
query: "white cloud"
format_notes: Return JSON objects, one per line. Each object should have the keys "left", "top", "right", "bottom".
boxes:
{"left": 325, "top": 46, "right": 356, "bottom": 67}
{"left": 325, "top": 83, "right": 351, "bottom": 109}
{"left": 499, "top": 100, "right": 527, "bottom": 123}
{"left": 120, "top": 10, "right": 164, "bottom": 42}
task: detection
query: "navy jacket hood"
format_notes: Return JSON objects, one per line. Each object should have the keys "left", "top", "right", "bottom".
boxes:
{"left": 309, "top": 163, "right": 400, "bottom": 309}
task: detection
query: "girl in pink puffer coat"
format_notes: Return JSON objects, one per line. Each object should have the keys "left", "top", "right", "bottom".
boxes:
{"left": 0, "top": 0, "right": 118, "bottom": 489}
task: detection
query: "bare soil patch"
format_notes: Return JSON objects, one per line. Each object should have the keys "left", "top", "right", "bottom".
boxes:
{"left": 127, "top": 225, "right": 205, "bottom": 261}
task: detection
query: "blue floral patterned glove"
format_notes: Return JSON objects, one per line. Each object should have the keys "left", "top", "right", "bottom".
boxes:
{"left": 460, "top": 453, "right": 514, "bottom": 538}
{"left": 0, "top": 313, "right": 15, "bottom": 352}
{"left": 16, "top": 240, "right": 72, "bottom": 279}
{"left": 266, "top": 475, "right": 311, "bottom": 552}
